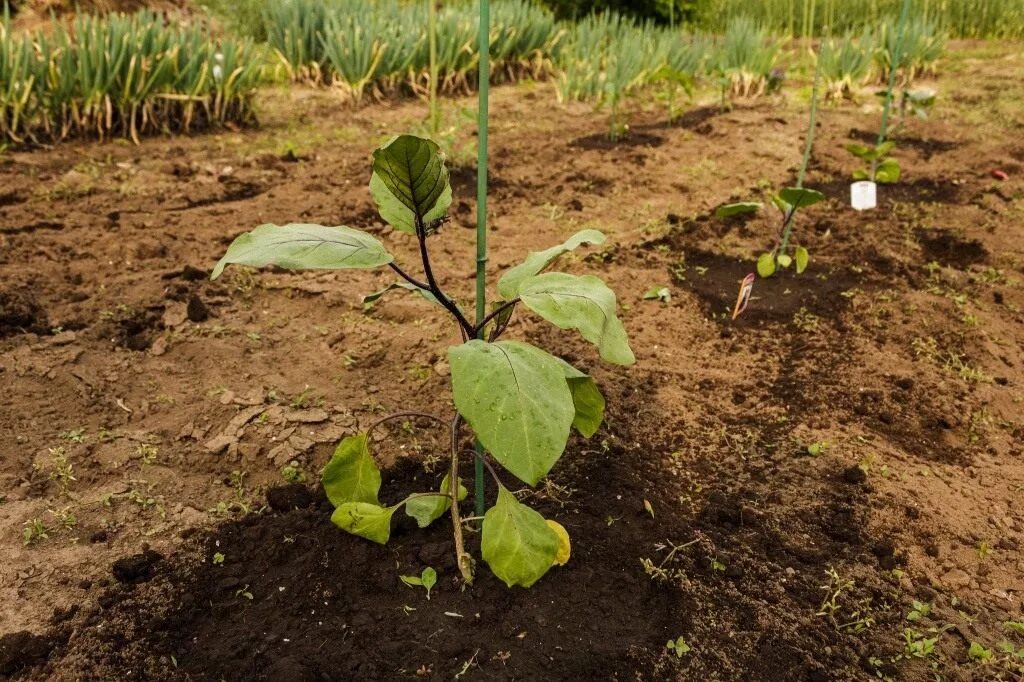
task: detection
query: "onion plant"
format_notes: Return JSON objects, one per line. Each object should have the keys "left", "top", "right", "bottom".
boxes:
{"left": 0, "top": 10, "right": 260, "bottom": 145}
{"left": 711, "top": 17, "right": 780, "bottom": 104}
{"left": 693, "top": 0, "right": 1024, "bottom": 40}
{"left": 876, "top": 17, "right": 944, "bottom": 85}
{"left": 819, "top": 33, "right": 875, "bottom": 102}
{"left": 264, "top": 0, "right": 558, "bottom": 103}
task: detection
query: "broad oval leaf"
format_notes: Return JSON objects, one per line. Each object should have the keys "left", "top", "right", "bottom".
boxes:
{"left": 211, "top": 223, "right": 392, "bottom": 280}
{"left": 757, "top": 252, "right": 776, "bottom": 278}
{"left": 481, "top": 487, "right": 558, "bottom": 587}
{"left": 546, "top": 519, "right": 571, "bottom": 566}
{"left": 795, "top": 246, "right": 810, "bottom": 274}
{"left": 845, "top": 143, "right": 872, "bottom": 160}
{"left": 875, "top": 158, "right": 901, "bottom": 184}
{"left": 330, "top": 502, "right": 397, "bottom": 545}
{"left": 322, "top": 433, "right": 381, "bottom": 507}
{"left": 715, "top": 201, "right": 762, "bottom": 218}
{"left": 778, "top": 187, "right": 825, "bottom": 210}
{"left": 777, "top": 253, "right": 793, "bottom": 268}
{"left": 852, "top": 169, "right": 870, "bottom": 181}
{"left": 518, "top": 272, "right": 635, "bottom": 366}
{"left": 370, "top": 134, "right": 452, "bottom": 234}
{"left": 875, "top": 141, "right": 897, "bottom": 158}
{"left": 404, "top": 474, "right": 468, "bottom": 529}
{"left": 555, "top": 357, "right": 605, "bottom": 438}
{"left": 449, "top": 340, "right": 574, "bottom": 486}
{"left": 497, "top": 229, "right": 606, "bottom": 300}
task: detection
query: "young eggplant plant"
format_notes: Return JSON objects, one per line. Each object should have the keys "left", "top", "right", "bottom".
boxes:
{"left": 846, "top": 0, "right": 911, "bottom": 190}
{"left": 716, "top": 39, "right": 825, "bottom": 279}
{"left": 211, "top": 135, "right": 634, "bottom": 588}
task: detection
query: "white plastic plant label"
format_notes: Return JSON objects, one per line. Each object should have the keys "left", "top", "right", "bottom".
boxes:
{"left": 851, "top": 181, "right": 877, "bottom": 211}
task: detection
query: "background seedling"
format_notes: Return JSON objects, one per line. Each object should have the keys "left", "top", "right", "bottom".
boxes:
{"left": 400, "top": 567, "right": 438, "bottom": 599}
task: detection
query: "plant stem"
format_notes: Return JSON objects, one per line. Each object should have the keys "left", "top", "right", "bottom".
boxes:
{"left": 473, "top": 0, "right": 490, "bottom": 521}
{"left": 474, "top": 297, "right": 519, "bottom": 336}
{"left": 450, "top": 414, "right": 473, "bottom": 582}
{"left": 414, "top": 218, "right": 475, "bottom": 338}
{"left": 472, "top": 449, "right": 504, "bottom": 487}
{"left": 874, "top": 0, "right": 911, "bottom": 179}
{"left": 388, "top": 262, "right": 430, "bottom": 292}
{"left": 779, "top": 39, "right": 823, "bottom": 255}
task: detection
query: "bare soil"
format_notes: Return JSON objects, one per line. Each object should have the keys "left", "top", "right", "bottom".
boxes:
{"left": 2, "top": 43, "right": 1024, "bottom": 681}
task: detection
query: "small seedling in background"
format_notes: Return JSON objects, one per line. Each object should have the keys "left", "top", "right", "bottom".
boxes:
{"left": 49, "top": 447, "right": 76, "bottom": 497}
{"left": 23, "top": 518, "right": 50, "bottom": 545}
{"left": 280, "top": 461, "right": 306, "bottom": 483}
{"left": 806, "top": 441, "right": 829, "bottom": 456}
{"left": 968, "top": 642, "right": 993, "bottom": 662}
{"left": 846, "top": 141, "right": 900, "bottom": 184}
{"left": 400, "top": 567, "right": 438, "bottom": 599}
{"left": 666, "top": 636, "right": 691, "bottom": 657}
{"left": 906, "top": 600, "right": 931, "bottom": 622}
{"left": 643, "top": 499, "right": 655, "bottom": 518}
{"left": 643, "top": 287, "right": 671, "bottom": 303}
{"left": 136, "top": 444, "right": 158, "bottom": 465}
{"left": 212, "top": 552, "right": 226, "bottom": 565}
{"left": 59, "top": 428, "right": 87, "bottom": 443}
{"left": 977, "top": 542, "right": 991, "bottom": 560}
{"left": 1005, "top": 621, "right": 1024, "bottom": 636}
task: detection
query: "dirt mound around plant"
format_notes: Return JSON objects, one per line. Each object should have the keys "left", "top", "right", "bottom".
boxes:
{"left": 28, "top": 422, "right": 881, "bottom": 682}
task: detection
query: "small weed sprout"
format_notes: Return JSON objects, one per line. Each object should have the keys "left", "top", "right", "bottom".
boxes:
{"left": 23, "top": 518, "right": 49, "bottom": 545}
{"left": 212, "top": 135, "right": 633, "bottom": 588}
{"left": 49, "top": 447, "right": 76, "bottom": 497}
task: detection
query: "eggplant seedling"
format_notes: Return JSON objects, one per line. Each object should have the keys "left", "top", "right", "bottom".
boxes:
{"left": 846, "top": 140, "right": 900, "bottom": 184}
{"left": 211, "top": 135, "right": 633, "bottom": 588}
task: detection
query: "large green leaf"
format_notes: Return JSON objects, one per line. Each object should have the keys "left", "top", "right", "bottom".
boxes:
{"left": 795, "top": 246, "right": 810, "bottom": 274}
{"left": 321, "top": 434, "right": 381, "bottom": 507}
{"left": 211, "top": 223, "right": 392, "bottom": 280}
{"left": 518, "top": 272, "right": 635, "bottom": 366}
{"left": 714, "top": 202, "right": 762, "bottom": 218}
{"left": 481, "top": 487, "right": 558, "bottom": 588}
{"left": 778, "top": 187, "right": 825, "bottom": 210}
{"left": 875, "top": 158, "right": 901, "bottom": 184}
{"left": 404, "top": 474, "right": 468, "bottom": 529}
{"left": 330, "top": 502, "right": 397, "bottom": 544}
{"left": 369, "top": 135, "right": 451, "bottom": 234}
{"left": 497, "top": 229, "right": 606, "bottom": 299}
{"left": 556, "top": 358, "right": 605, "bottom": 438}
{"left": 449, "top": 340, "right": 574, "bottom": 486}
{"left": 757, "top": 252, "right": 776, "bottom": 278}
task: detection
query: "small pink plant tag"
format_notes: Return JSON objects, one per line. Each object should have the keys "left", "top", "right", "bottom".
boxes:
{"left": 732, "top": 273, "right": 755, "bottom": 320}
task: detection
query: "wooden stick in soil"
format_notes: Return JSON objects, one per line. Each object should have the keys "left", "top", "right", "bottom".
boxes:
{"left": 450, "top": 414, "right": 474, "bottom": 583}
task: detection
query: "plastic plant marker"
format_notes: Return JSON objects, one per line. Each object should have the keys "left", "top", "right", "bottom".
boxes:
{"left": 851, "top": 181, "right": 877, "bottom": 211}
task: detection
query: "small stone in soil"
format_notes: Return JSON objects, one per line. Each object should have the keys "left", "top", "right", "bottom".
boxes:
{"left": 112, "top": 549, "right": 164, "bottom": 584}
{"left": 186, "top": 295, "right": 210, "bottom": 322}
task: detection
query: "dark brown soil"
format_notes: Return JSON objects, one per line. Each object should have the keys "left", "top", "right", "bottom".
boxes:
{"left": 2, "top": 43, "right": 1024, "bottom": 681}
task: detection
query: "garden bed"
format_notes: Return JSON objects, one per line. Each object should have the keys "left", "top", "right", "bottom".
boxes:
{"left": 1, "top": 43, "right": 1023, "bottom": 680}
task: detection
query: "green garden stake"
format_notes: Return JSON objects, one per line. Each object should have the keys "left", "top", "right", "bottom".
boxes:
{"left": 428, "top": 0, "right": 439, "bottom": 137}
{"left": 474, "top": 0, "right": 490, "bottom": 520}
